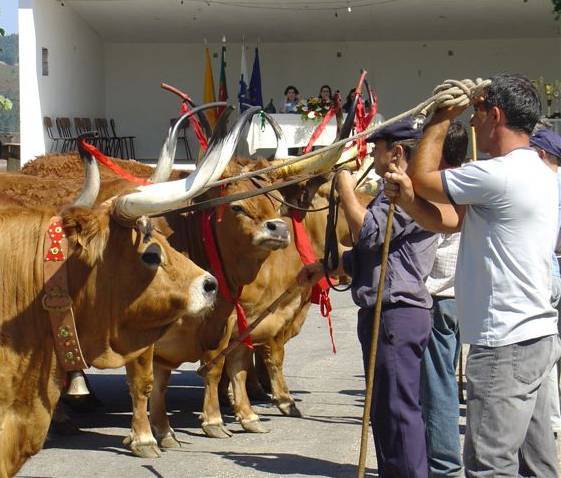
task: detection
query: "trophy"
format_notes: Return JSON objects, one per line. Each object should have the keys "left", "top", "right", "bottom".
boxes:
{"left": 553, "top": 80, "right": 561, "bottom": 118}
{"left": 545, "top": 82, "right": 554, "bottom": 118}
{"left": 537, "top": 76, "right": 546, "bottom": 112}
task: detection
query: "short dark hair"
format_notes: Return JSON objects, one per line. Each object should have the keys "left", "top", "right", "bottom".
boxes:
{"left": 443, "top": 121, "right": 468, "bottom": 167}
{"left": 284, "top": 85, "right": 299, "bottom": 96}
{"left": 387, "top": 138, "right": 419, "bottom": 162}
{"left": 482, "top": 73, "right": 541, "bottom": 135}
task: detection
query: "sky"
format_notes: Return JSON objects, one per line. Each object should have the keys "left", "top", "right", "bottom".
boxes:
{"left": 1, "top": 0, "right": 18, "bottom": 35}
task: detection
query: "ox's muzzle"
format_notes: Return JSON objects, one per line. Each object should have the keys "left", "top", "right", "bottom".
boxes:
{"left": 254, "top": 219, "right": 290, "bottom": 250}
{"left": 186, "top": 272, "right": 218, "bottom": 317}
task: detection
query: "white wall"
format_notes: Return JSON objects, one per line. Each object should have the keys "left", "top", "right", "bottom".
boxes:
{"left": 19, "top": 0, "right": 105, "bottom": 164}
{"left": 105, "top": 37, "right": 561, "bottom": 160}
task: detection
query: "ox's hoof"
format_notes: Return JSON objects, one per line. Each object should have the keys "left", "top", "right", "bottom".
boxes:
{"left": 240, "top": 418, "right": 270, "bottom": 434}
{"left": 157, "top": 430, "right": 181, "bottom": 449}
{"left": 277, "top": 401, "right": 303, "bottom": 418}
{"left": 123, "top": 434, "right": 161, "bottom": 458}
{"left": 202, "top": 422, "right": 233, "bottom": 439}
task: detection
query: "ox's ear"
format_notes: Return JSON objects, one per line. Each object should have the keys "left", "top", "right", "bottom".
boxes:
{"left": 61, "top": 207, "right": 110, "bottom": 266}
{"left": 222, "top": 158, "right": 243, "bottom": 178}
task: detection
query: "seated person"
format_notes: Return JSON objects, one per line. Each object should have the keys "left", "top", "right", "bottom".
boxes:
{"left": 280, "top": 85, "right": 300, "bottom": 113}
{"left": 318, "top": 84, "right": 333, "bottom": 106}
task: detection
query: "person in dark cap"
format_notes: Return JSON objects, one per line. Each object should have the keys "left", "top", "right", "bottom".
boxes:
{"left": 299, "top": 115, "right": 437, "bottom": 476}
{"left": 531, "top": 126, "right": 561, "bottom": 443}
{"left": 530, "top": 126, "right": 561, "bottom": 166}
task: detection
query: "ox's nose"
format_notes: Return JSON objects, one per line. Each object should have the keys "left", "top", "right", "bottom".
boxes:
{"left": 265, "top": 219, "right": 289, "bottom": 239}
{"left": 203, "top": 275, "right": 218, "bottom": 295}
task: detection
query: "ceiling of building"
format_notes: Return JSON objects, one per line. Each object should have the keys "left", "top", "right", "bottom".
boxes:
{"left": 61, "top": 0, "right": 561, "bottom": 43}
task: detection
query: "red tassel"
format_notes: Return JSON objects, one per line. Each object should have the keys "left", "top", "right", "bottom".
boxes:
{"left": 290, "top": 210, "right": 336, "bottom": 353}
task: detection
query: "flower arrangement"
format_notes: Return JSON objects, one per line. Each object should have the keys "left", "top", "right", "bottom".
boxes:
{"left": 295, "top": 97, "right": 332, "bottom": 122}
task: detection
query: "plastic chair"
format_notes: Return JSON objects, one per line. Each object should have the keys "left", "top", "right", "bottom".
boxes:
{"left": 43, "top": 116, "right": 63, "bottom": 153}
{"left": 170, "top": 117, "right": 193, "bottom": 162}
{"left": 110, "top": 119, "right": 135, "bottom": 160}
{"left": 56, "top": 117, "right": 77, "bottom": 153}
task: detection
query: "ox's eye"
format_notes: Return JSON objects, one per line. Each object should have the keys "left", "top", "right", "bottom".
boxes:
{"left": 141, "top": 243, "right": 163, "bottom": 269}
{"left": 231, "top": 204, "right": 246, "bottom": 214}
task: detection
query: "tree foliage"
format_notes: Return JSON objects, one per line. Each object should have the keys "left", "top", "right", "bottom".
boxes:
{"left": 0, "top": 34, "right": 18, "bottom": 66}
{"left": 553, "top": 0, "right": 561, "bottom": 19}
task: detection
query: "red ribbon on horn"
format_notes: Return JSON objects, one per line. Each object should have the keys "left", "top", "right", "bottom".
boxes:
{"left": 78, "top": 139, "right": 151, "bottom": 185}
{"left": 180, "top": 101, "right": 209, "bottom": 152}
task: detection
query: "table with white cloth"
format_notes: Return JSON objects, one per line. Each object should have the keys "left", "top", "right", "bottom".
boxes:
{"left": 246, "top": 113, "right": 340, "bottom": 153}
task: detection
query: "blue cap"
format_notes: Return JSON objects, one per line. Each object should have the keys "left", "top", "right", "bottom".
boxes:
{"left": 367, "top": 116, "right": 424, "bottom": 143}
{"left": 530, "top": 128, "right": 561, "bottom": 159}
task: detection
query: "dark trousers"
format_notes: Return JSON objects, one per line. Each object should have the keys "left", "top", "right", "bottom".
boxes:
{"left": 358, "top": 305, "right": 431, "bottom": 478}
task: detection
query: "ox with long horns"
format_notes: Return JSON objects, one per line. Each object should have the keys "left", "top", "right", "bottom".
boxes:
{"left": 17, "top": 106, "right": 294, "bottom": 456}
{"left": 0, "top": 110, "right": 254, "bottom": 475}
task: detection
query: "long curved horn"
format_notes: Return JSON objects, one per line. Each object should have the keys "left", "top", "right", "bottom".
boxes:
{"left": 112, "top": 105, "right": 262, "bottom": 221}
{"left": 259, "top": 111, "right": 289, "bottom": 159}
{"left": 186, "top": 98, "right": 213, "bottom": 138}
{"left": 74, "top": 132, "right": 101, "bottom": 207}
{"left": 272, "top": 90, "right": 361, "bottom": 179}
{"left": 240, "top": 103, "right": 288, "bottom": 159}
{"left": 150, "top": 101, "right": 227, "bottom": 183}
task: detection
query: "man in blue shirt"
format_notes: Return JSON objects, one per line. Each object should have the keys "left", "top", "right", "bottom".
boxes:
{"left": 300, "top": 117, "right": 438, "bottom": 476}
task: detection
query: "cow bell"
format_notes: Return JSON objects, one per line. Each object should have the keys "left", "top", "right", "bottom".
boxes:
{"left": 66, "top": 371, "right": 91, "bottom": 396}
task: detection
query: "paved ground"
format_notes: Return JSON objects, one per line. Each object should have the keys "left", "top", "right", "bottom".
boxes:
{"left": 15, "top": 289, "right": 561, "bottom": 477}
{"left": 18, "top": 292, "right": 379, "bottom": 478}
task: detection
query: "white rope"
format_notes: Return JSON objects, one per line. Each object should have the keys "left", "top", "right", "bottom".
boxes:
{"left": 207, "top": 77, "right": 492, "bottom": 188}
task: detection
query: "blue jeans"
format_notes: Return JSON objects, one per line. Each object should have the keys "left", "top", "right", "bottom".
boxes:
{"left": 420, "top": 297, "right": 463, "bottom": 477}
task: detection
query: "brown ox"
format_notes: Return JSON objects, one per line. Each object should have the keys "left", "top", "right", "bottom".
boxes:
{"left": 21, "top": 156, "right": 292, "bottom": 455}
{"left": 19, "top": 112, "right": 292, "bottom": 457}
{"left": 200, "top": 177, "right": 345, "bottom": 426}
{"left": 0, "top": 110, "right": 261, "bottom": 473}
{"left": 0, "top": 196, "right": 217, "bottom": 478}
{"left": 111, "top": 158, "right": 289, "bottom": 457}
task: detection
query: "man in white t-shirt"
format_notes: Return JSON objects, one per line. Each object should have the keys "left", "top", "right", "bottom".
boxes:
{"left": 384, "top": 73, "right": 561, "bottom": 476}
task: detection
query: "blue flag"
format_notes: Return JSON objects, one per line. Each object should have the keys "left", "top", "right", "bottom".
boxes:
{"left": 249, "top": 47, "right": 263, "bottom": 107}
{"left": 238, "top": 40, "right": 249, "bottom": 111}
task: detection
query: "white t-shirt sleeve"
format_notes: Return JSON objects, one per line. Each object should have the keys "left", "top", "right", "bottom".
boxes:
{"left": 442, "top": 160, "right": 506, "bottom": 206}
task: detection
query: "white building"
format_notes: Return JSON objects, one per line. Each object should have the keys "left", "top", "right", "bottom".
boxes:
{"left": 19, "top": 0, "right": 561, "bottom": 164}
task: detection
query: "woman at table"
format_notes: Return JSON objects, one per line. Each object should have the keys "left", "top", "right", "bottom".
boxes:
{"left": 280, "top": 85, "right": 300, "bottom": 113}
{"left": 318, "top": 84, "right": 333, "bottom": 106}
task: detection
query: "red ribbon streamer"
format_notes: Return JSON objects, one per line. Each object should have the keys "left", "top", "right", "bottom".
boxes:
{"left": 180, "top": 101, "right": 209, "bottom": 152}
{"left": 200, "top": 210, "right": 253, "bottom": 349}
{"left": 303, "top": 102, "right": 339, "bottom": 154}
{"left": 290, "top": 210, "right": 336, "bottom": 354}
{"left": 79, "top": 139, "right": 151, "bottom": 185}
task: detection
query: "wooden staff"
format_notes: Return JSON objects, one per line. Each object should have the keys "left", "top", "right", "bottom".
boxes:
{"left": 196, "top": 287, "right": 294, "bottom": 376}
{"left": 357, "top": 201, "right": 395, "bottom": 477}
{"left": 471, "top": 126, "right": 478, "bottom": 161}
